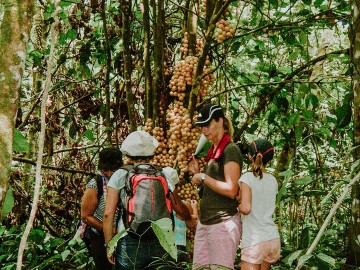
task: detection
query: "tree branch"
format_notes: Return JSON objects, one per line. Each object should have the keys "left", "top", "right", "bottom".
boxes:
{"left": 13, "top": 157, "right": 94, "bottom": 175}
{"left": 233, "top": 48, "right": 349, "bottom": 142}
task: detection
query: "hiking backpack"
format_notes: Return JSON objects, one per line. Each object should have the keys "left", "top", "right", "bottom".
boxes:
{"left": 121, "top": 164, "right": 173, "bottom": 237}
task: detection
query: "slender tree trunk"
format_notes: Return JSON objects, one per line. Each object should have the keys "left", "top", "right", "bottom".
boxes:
{"left": 122, "top": 0, "right": 136, "bottom": 131}
{"left": 348, "top": 0, "right": 360, "bottom": 265}
{"left": 140, "top": 0, "right": 153, "bottom": 121}
{"left": 23, "top": 10, "right": 45, "bottom": 191}
{"left": 0, "top": 0, "right": 35, "bottom": 207}
{"left": 100, "top": 0, "right": 113, "bottom": 143}
{"left": 152, "top": 0, "right": 165, "bottom": 124}
{"left": 17, "top": 2, "right": 60, "bottom": 268}
{"left": 188, "top": 0, "right": 231, "bottom": 117}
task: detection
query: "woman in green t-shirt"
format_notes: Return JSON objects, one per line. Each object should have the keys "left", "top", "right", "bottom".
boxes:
{"left": 189, "top": 104, "right": 242, "bottom": 270}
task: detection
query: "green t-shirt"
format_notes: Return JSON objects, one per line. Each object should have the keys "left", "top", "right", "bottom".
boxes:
{"left": 200, "top": 141, "right": 242, "bottom": 225}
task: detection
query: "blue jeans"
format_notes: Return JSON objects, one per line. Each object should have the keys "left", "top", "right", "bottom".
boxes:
{"left": 115, "top": 234, "right": 168, "bottom": 269}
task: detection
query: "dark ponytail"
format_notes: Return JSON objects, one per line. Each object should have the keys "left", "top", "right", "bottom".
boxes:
{"left": 251, "top": 153, "right": 264, "bottom": 179}
{"left": 248, "top": 139, "right": 274, "bottom": 179}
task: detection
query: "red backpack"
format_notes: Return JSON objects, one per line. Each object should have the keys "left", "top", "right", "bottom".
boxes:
{"left": 121, "top": 164, "right": 173, "bottom": 238}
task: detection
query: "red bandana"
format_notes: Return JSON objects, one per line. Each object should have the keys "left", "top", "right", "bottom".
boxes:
{"left": 205, "top": 134, "right": 232, "bottom": 162}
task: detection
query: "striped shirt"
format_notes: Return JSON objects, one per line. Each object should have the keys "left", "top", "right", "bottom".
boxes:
{"left": 86, "top": 175, "right": 118, "bottom": 233}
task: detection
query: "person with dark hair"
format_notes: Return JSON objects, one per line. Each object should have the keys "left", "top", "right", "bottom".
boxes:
{"left": 81, "top": 147, "right": 123, "bottom": 270}
{"left": 103, "top": 131, "right": 196, "bottom": 269}
{"left": 189, "top": 104, "right": 242, "bottom": 269}
{"left": 238, "top": 139, "right": 280, "bottom": 270}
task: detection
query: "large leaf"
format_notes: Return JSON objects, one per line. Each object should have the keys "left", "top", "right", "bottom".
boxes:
{"left": 336, "top": 103, "right": 352, "bottom": 128}
{"left": 293, "top": 176, "right": 313, "bottom": 186}
{"left": 107, "top": 229, "right": 127, "bottom": 257}
{"left": 151, "top": 218, "right": 177, "bottom": 261}
{"left": 298, "top": 254, "right": 313, "bottom": 267}
{"left": 317, "top": 253, "right": 336, "bottom": 267}
{"left": 1, "top": 187, "right": 14, "bottom": 216}
{"left": 283, "top": 249, "right": 303, "bottom": 266}
{"left": 13, "top": 128, "right": 29, "bottom": 153}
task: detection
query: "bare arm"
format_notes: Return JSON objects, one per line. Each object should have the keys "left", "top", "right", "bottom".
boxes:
{"left": 185, "top": 200, "right": 199, "bottom": 228}
{"left": 238, "top": 182, "right": 251, "bottom": 215}
{"left": 81, "top": 188, "right": 102, "bottom": 231}
{"left": 103, "top": 187, "right": 119, "bottom": 265}
{"left": 170, "top": 190, "right": 192, "bottom": 222}
{"left": 192, "top": 161, "right": 241, "bottom": 199}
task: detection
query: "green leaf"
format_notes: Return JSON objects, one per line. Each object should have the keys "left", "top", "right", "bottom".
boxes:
{"left": 302, "top": 0, "right": 312, "bottom": 5}
{"left": 61, "top": 249, "right": 71, "bottom": 261}
{"left": 305, "top": 93, "right": 319, "bottom": 109}
{"left": 60, "top": 0, "right": 79, "bottom": 7}
{"left": 69, "top": 123, "right": 77, "bottom": 139}
{"left": 13, "top": 128, "right": 29, "bottom": 153}
{"left": 293, "top": 176, "right": 313, "bottom": 186}
{"left": 303, "top": 190, "right": 327, "bottom": 196}
{"left": 67, "top": 29, "right": 77, "bottom": 41}
{"left": 151, "top": 218, "right": 177, "bottom": 261}
{"left": 278, "top": 67, "right": 292, "bottom": 74}
{"left": 288, "top": 114, "right": 300, "bottom": 127}
{"left": 1, "top": 187, "right": 14, "bottom": 216}
{"left": 108, "top": 229, "right": 127, "bottom": 257}
{"left": 278, "top": 170, "right": 294, "bottom": 177}
{"left": 298, "top": 254, "right": 313, "bottom": 267}
{"left": 336, "top": 103, "right": 352, "bottom": 128}
{"left": 284, "top": 250, "right": 303, "bottom": 266}
{"left": 84, "top": 130, "right": 95, "bottom": 141}
{"left": 0, "top": 226, "right": 5, "bottom": 236}
{"left": 289, "top": 50, "right": 300, "bottom": 61}
{"left": 317, "top": 253, "right": 336, "bottom": 267}
{"left": 29, "top": 50, "right": 43, "bottom": 66}
{"left": 269, "top": 0, "right": 278, "bottom": 9}
{"left": 302, "top": 110, "right": 313, "bottom": 120}
{"left": 299, "top": 31, "right": 308, "bottom": 45}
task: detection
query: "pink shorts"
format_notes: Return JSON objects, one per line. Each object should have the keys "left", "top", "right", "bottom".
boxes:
{"left": 241, "top": 239, "right": 280, "bottom": 264}
{"left": 193, "top": 213, "right": 242, "bottom": 269}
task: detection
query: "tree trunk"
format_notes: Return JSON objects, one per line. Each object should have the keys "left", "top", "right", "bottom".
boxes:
{"left": 100, "top": 0, "right": 113, "bottom": 143}
{"left": 188, "top": 0, "right": 231, "bottom": 117}
{"left": 141, "top": 0, "right": 153, "bottom": 121}
{"left": 0, "top": 0, "right": 35, "bottom": 207}
{"left": 152, "top": 0, "right": 165, "bottom": 124}
{"left": 122, "top": 0, "right": 136, "bottom": 131}
{"left": 348, "top": 0, "right": 360, "bottom": 265}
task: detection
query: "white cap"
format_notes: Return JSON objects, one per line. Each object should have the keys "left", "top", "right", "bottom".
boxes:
{"left": 120, "top": 131, "right": 159, "bottom": 157}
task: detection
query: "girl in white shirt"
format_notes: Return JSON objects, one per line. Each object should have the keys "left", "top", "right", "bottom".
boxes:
{"left": 238, "top": 139, "right": 280, "bottom": 270}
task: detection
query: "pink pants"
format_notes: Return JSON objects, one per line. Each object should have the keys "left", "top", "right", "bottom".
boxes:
{"left": 241, "top": 238, "right": 280, "bottom": 264}
{"left": 193, "top": 213, "right": 242, "bottom": 269}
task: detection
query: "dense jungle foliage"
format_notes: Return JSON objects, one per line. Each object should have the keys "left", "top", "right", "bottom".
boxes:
{"left": 0, "top": 0, "right": 359, "bottom": 269}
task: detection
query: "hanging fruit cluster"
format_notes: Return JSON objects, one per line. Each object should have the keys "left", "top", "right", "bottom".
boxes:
{"left": 180, "top": 32, "right": 204, "bottom": 57}
{"left": 169, "top": 56, "right": 198, "bottom": 100}
{"left": 215, "top": 19, "right": 235, "bottom": 43}
{"left": 201, "top": 0, "right": 207, "bottom": 11}
{"left": 166, "top": 101, "right": 202, "bottom": 179}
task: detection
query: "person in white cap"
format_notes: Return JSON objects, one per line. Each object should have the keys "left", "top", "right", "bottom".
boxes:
{"left": 103, "top": 131, "right": 196, "bottom": 269}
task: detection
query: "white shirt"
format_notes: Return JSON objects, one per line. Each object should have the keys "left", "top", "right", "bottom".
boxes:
{"left": 239, "top": 172, "right": 280, "bottom": 248}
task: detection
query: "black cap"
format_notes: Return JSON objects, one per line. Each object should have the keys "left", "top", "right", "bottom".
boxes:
{"left": 248, "top": 139, "right": 274, "bottom": 165}
{"left": 194, "top": 104, "right": 225, "bottom": 127}
{"left": 98, "top": 147, "right": 123, "bottom": 171}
